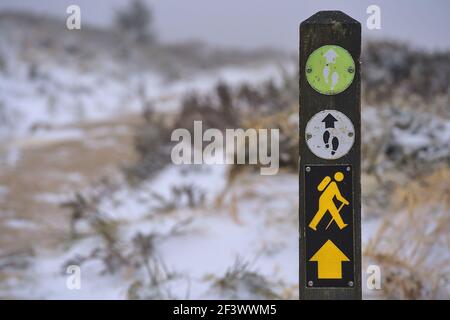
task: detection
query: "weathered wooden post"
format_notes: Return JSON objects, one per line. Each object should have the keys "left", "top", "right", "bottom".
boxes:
{"left": 299, "top": 11, "right": 361, "bottom": 300}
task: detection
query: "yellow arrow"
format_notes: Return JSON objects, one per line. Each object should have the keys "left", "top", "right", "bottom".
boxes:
{"left": 309, "top": 240, "right": 350, "bottom": 279}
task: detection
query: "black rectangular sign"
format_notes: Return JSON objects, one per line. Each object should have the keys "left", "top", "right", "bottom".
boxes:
{"left": 304, "top": 165, "right": 354, "bottom": 288}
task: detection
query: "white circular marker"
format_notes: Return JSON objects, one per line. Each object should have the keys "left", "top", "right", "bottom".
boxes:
{"left": 305, "top": 110, "right": 355, "bottom": 160}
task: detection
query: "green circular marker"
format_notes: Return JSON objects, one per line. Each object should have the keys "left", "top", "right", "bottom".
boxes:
{"left": 306, "top": 45, "right": 355, "bottom": 95}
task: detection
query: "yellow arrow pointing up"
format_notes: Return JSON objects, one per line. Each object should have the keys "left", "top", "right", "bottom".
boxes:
{"left": 309, "top": 240, "right": 350, "bottom": 279}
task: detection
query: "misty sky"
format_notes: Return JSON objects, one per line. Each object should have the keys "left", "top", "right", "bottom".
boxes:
{"left": 1, "top": 0, "right": 449, "bottom": 51}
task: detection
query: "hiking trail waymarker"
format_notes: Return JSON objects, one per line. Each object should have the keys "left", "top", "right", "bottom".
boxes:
{"left": 305, "top": 110, "right": 355, "bottom": 160}
{"left": 299, "top": 11, "right": 362, "bottom": 300}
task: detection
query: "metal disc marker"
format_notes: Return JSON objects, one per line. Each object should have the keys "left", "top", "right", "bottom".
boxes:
{"left": 306, "top": 45, "right": 355, "bottom": 95}
{"left": 305, "top": 110, "right": 355, "bottom": 160}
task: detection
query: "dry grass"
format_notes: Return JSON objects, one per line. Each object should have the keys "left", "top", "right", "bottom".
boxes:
{"left": 365, "top": 166, "right": 450, "bottom": 299}
{"left": 206, "top": 256, "right": 282, "bottom": 299}
{"left": 393, "top": 166, "right": 450, "bottom": 212}
{"left": 241, "top": 105, "right": 298, "bottom": 170}
{"left": 0, "top": 116, "right": 139, "bottom": 252}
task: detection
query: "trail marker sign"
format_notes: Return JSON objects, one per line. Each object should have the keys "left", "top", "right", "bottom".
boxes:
{"left": 305, "top": 110, "right": 355, "bottom": 160}
{"left": 306, "top": 45, "right": 355, "bottom": 95}
{"left": 305, "top": 165, "right": 354, "bottom": 287}
{"left": 299, "top": 11, "right": 362, "bottom": 300}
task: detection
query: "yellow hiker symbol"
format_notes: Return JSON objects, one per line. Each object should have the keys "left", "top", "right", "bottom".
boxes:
{"left": 309, "top": 171, "right": 349, "bottom": 231}
{"left": 309, "top": 240, "right": 350, "bottom": 279}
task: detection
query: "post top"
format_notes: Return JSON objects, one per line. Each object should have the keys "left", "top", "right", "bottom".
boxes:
{"left": 301, "top": 10, "right": 360, "bottom": 26}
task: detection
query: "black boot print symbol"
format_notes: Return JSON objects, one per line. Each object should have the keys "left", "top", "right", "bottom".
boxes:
{"left": 331, "top": 136, "right": 339, "bottom": 155}
{"left": 323, "top": 130, "right": 330, "bottom": 148}
{"left": 322, "top": 130, "right": 339, "bottom": 155}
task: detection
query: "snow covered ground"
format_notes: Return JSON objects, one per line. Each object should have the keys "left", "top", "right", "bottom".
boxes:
{"left": 0, "top": 60, "right": 286, "bottom": 140}
{"left": 1, "top": 160, "right": 299, "bottom": 299}
{"left": 1, "top": 62, "right": 449, "bottom": 299}
{"left": 0, "top": 16, "right": 299, "bottom": 298}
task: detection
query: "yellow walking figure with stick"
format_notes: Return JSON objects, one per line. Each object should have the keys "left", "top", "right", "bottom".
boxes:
{"left": 309, "top": 171, "right": 349, "bottom": 231}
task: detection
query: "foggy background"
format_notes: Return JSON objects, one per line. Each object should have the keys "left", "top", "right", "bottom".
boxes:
{"left": 0, "top": 0, "right": 449, "bottom": 51}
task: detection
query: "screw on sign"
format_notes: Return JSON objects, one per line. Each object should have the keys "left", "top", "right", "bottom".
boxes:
{"left": 299, "top": 11, "right": 361, "bottom": 300}
{"left": 304, "top": 165, "right": 354, "bottom": 288}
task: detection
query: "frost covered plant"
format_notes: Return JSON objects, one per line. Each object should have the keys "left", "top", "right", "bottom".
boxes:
{"left": 63, "top": 216, "right": 128, "bottom": 275}
{"left": 171, "top": 79, "right": 298, "bottom": 171}
{"left": 63, "top": 207, "right": 193, "bottom": 297}
{"left": 362, "top": 106, "right": 450, "bottom": 176}
{"left": 126, "top": 232, "right": 184, "bottom": 300}
{"left": 206, "top": 257, "right": 281, "bottom": 300}
{"left": 131, "top": 232, "right": 172, "bottom": 286}
{"left": 361, "top": 106, "right": 450, "bottom": 215}
{"left": 363, "top": 40, "right": 450, "bottom": 111}
{"left": 150, "top": 184, "right": 206, "bottom": 212}
{"left": 126, "top": 232, "right": 193, "bottom": 300}
{"left": 126, "top": 104, "right": 173, "bottom": 181}
{"left": 124, "top": 221, "right": 194, "bottom": 299}
{"left": 61, "top": 193, "right": 92, "bottom": 239}
{"left": 0, "top": 249, "right": 33, "bottom": 273}
{"left": 364, "top": 166, "right": 450, "bottom": 299}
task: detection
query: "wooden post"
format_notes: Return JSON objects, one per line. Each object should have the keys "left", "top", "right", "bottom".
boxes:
{"left": 299, "top": 11, "right": 361, "bottom": 300}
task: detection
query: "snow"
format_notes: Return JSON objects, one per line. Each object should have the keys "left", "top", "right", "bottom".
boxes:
{"left": 3, "top": 219, "right": 37, "bottom": 230}
{"left": 1, "top": 161, "right": 299, "bottom": 299}
{"left": 0, "top": 58, "right": 287, "bottom": 140}
{"left": 27, "top": 128, "right": 85, "bottom": 144}
{"left": 4, "top": 238, "right": 129, "bottom": 299}
{"left": 0, "top": 22, "right": 301, "bottom": 298}
{"left": 33, "top": 192, "right": 73, "bottom": 205}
